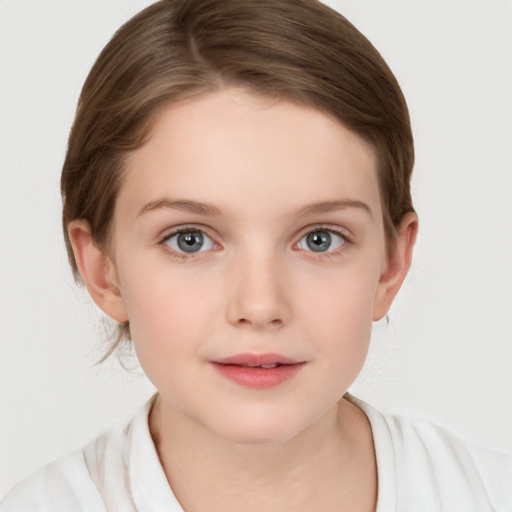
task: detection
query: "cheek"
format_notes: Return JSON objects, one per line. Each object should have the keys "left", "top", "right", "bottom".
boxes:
{"left": 298, "top": 266, "right": 379, "bottom": 360}
{"left": 118, "top": 267, "right": 219, "bottom": 364}
{"left": 121, "top": 272, "right": 222, "bottom": 405}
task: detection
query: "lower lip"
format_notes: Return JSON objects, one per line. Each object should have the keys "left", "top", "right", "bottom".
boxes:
{"left": 211, "top": 362, "right": 305, "bottom": 389}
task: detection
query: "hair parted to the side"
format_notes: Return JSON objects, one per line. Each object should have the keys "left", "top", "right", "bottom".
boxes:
{"left": 61, "top": 0, "right": 415, "bottom": 360}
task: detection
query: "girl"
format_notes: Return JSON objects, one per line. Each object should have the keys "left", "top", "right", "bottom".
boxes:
{"left": 1, "top": 0, "right": 511, "bottom": 510}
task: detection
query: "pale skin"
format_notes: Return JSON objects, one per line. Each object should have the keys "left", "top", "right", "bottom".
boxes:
{"left": 69, "top": 88, "right": 417, "bottom": 512}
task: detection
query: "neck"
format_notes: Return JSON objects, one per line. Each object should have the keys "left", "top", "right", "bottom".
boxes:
{"left": 149, "top": 395, "right": 377, "bottom": 512}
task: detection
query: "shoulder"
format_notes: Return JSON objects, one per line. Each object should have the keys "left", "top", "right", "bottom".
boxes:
{"left": 0, "top": 396, "right": 158, "bottom": 512}
{"left": 0, "top": 449, "right": 106, "bottom": 512}
{"left": 385, "top": 410, "right": 512, "bottom": 491}
{"left": 393, "top": 414, "right": 512, "bottom": 510}
{"left": 350, "top": 395, "right": 512, "bottom": 511}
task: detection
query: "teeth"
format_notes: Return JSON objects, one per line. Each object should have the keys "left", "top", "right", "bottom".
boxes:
{"left": 242, "top": 363, "right": 279, "bottom": 368}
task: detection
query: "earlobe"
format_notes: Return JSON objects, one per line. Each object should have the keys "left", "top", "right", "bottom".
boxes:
{"left": 372, "top": 212, "right": 418, "bottom": 321}
{"left": 67, "top": 220, "right": 128, "bottom": 323}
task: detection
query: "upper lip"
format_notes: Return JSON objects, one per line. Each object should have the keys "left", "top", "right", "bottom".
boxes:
{"left": 212, "top": 353, "right": 303, "bottom": 366}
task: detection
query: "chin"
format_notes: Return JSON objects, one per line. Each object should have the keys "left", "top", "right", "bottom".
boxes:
{"left": 207, "top": 409, "right": 310, "bottom": 446}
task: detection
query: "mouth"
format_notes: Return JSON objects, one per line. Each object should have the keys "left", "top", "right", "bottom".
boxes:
{"left": 210, "top": 353, "right": 306, "bottom": 388}
{"left": 212, "top": 353, "right": 302, "bottom": 366}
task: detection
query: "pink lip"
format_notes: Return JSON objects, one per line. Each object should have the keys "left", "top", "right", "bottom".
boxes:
{"left": 211, "top": 353, "right": 305, "bottom": 389}
{"left": 213, "top": 353, "right": 301, "bottom": 366}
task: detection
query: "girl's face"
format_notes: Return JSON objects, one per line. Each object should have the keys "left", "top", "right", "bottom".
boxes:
{"left": 102, "top": 88, "right": 407, "bottom": 444}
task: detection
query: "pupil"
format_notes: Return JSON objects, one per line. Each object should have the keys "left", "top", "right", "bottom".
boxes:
{"left": 177, "top": 231, "right": 204, "bottom": 253}
{"left": 307, "top": 231, "right": 331, "bottom": 252}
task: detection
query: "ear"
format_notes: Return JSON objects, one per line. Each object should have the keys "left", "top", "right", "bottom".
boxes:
{"left": 372, "top": 212, "right": 418, "bottom": 321}
{"left": 67, "top": 220, "right": 128, "bottom": 323}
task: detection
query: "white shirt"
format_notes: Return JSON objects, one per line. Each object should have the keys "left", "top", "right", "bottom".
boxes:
{"left": 2, "top": 395, "right": 511, "bottom": 511}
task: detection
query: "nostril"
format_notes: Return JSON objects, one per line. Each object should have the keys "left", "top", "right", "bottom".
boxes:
{"left": 236, "top": 317, "right": 283, "bottom": 328}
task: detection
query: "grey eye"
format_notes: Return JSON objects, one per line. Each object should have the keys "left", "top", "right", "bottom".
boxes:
{"left": 298, "top": 230, "right": 345, "bottom": 253}
{"left": 165, "top": 230, "right": 214, "bottom": 253}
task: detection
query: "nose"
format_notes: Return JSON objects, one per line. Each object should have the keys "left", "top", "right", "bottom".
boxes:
{"left": 226, "top": 250, "right": 290, "bottom": 330}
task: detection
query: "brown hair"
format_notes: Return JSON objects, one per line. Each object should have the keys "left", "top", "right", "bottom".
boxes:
{"left": 61, "top": 0, "right": 415, "bottom": 356}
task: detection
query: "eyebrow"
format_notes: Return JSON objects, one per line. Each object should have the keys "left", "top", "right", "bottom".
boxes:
{"left": 138, "top": 198, "right": 222, "bottom": 217}
{"left": 138, "top": 197, "right": 372, "bottom": 218}
{"left": 295, "top": 199, "right": 373, "bottom": 218}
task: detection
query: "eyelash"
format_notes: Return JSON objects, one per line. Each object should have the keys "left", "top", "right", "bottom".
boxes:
{"left": 157, "top": 225, "right": 352, "bottom": 260}
{"left": 295, "top": 225, "right": 352, "bottom": 258}
{"left": 158, "top": 226, "right": 218, "bottom": 261}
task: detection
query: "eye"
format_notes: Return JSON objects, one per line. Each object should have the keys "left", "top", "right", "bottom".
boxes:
{"left": 163, "top": 229, "right": 215, "bottom": 253}
{"left": 297, "top": 229, "right": 346, "bottom": 253}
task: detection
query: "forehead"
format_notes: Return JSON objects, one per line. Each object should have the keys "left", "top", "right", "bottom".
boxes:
{"left": 118, "top": 88, "right": 381, "bottom": 223}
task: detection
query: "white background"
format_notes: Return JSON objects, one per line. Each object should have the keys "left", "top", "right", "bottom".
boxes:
{"left": 1, "top": 0, "right": 511, "bottom": 498}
